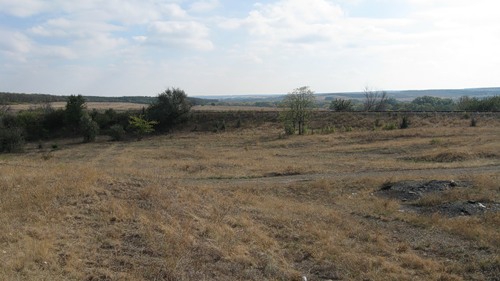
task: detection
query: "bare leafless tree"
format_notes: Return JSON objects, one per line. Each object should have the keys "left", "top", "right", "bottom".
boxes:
{"left": 363, "top": 87, "right": 388, "bottom": 111}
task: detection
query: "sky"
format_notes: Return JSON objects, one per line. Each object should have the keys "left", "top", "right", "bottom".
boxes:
{"left": 0, "top": 0, "right": 499, "bottom": 96}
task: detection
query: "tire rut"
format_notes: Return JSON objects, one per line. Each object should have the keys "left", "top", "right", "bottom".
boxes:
{"left": 180, "top": 164, "right": 500, "bottom": 186}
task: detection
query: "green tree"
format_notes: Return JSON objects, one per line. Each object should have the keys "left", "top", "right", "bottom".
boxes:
{"left": 280, "top": 86, "right": 316, "bottom": 135}
{"left": 457, "top": 96, "right": 500, "bottom": 111}
{"left": 146, "top": 88, "right": 191, "bottom": 132}
{"left": 65, "top": 95, "right": 86, "bottom": 132}
{"left": 411, "top": 96, "right": 455, "bottom": 111}
{"left": 129, "top": 115, "right": 157, "bottom": 140}
{"left": 80, "top": 113, "right": 99, "bottom": 143}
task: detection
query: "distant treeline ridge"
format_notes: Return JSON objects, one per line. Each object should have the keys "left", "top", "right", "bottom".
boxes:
{"left": 0, "top": 92, "right": 217, "bottom": 105}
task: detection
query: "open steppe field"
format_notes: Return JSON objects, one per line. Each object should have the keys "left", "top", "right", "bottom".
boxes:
{"left": 7, "top": 102, "right": 147, "bottom": 112}
{"left": 7, "top": 103, "right": 280, "bottom": 113}
{"left": 1, "top": 114, "right": 499, "bottom": 280}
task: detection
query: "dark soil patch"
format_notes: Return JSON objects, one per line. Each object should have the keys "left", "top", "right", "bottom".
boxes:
{"left": 376, "top": 180, "right": 471, "bottom": 201}
{"left": 376, "top": 180, "right": 500, "bottom": 217}
{"left": 404, "top": 201, "right": 500, "bottom": 217}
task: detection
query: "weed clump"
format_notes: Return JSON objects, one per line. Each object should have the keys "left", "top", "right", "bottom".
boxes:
{"left": 470, "top": 117, "right": 477, "bottom": 127}
{"left": 383, "top": 123, "right": 397, "bottom": 130}
{"left": 400, "top": 116, "right": 410, "bottom": 129}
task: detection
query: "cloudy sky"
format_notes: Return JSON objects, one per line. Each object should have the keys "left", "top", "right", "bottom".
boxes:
{"left": 1, "top": 0, "right": 499, "bottom": 96}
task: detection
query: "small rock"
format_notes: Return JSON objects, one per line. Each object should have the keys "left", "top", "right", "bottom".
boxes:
{"left": 478, "top": 203, "right": 486, "bottom": 208}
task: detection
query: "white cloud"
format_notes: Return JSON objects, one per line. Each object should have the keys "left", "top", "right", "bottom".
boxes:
{"left": 189, "top": 0, "right": 220, "bottom": 13}
{"left": 147, "top": 21, "right": 214, "bottom": 51}
{"left": 1, "top": 0, "right": 215, "bottom": 63}
{"left": 1, "top": 0, "right": 499, "bottom": 95}
{"left": 0, "top": 0, "right": 49, "bottom": 17}
{"left": 30, "top": 18, "right": 123, "bottom": 38}
{"left": 0, "top": 29, "right": 33, "bottom": 61}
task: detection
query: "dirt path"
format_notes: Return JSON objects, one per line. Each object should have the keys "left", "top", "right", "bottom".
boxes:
{"left": 180, "top": 164, "right": 500, "bottom": 186}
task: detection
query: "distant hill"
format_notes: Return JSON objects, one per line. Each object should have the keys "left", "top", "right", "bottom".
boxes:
{"left": 318, "top": 87, "right": 500, "bottom": 101}
{"left": 196, "top": 87, "right": 500, "bottom": 103}
{"left": 1, "top": 87, "right": 498, "bottom": 106}
{"left": 0, "top": 92, "right": 217, "bottom": 106}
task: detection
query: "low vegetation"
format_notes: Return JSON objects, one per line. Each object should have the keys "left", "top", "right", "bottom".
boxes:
{"left": 0, "top": 88, "right": 193, "bottom": 150}
{"left": 0, "top": 110, "right": 499, "bottom": 280}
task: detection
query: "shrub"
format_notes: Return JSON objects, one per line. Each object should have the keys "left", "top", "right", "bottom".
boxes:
{"left": 109, "top": 124, "right": 126, "bottom": 141}
{"left": 129, "top": 115, "right": 157, "bottom": 140}
{"left": 384, "top": 123, "right": 397, "bottom": 130}
{"left": 283, "top": 121, "right": 295, "bottom": 135}
{"left": 457, "top": 95, "right": 500, "bottom": 111}
{"left": 80, "top": 113, "right": 99, "bottom": 143}
{"left": 329, "top": 99, "right": 353, "bottom": 111}
{"left": 0, "top": 127, "right": 24, "bottom": 153}
{"left": 16, "top": 111, "right": 46, "bottom": 140}
{"left": 43, "top": 108, "right": 66, "bottom": 136}
{"left": 213, "top": 120, "right": 226, "bottom": 132}
{"left": 400, "top": 116, "right": 410, "bottom": 129}
{"left": 470, "top": 117, "right": 477, "bottom": 127}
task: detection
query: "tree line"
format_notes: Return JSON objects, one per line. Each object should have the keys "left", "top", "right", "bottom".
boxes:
{"left": 1, "top": 86, "right": 498, "bottom": 152}
{"left": 0, "top": 92, "right": 217, "bottom": 106}
{"left": 328, "top": 90, "right": 499, "bottom": 112}
{"left": 280, "top": 87, "right": 499, "bottom": 136}
{"left": 0, "top": 88, "right": 191, "bottom": 153}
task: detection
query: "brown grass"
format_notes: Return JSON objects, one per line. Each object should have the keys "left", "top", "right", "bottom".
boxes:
{"left": 8, "top": 102, "right": 146, "bottom": 112}
{"left": 0, "top": 113, "right": 499, "bottom": 280}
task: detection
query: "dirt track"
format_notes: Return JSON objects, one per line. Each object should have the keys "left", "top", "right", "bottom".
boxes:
{"left": 181, "top": 164, "right": 500, "bottom": 186}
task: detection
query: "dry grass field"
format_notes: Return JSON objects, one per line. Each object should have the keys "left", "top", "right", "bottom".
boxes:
{"left": 7, "top": 102, "right": 147, "bottom": 112}
{"left": 0, "top": 113, "right": 499, "bottom": 280}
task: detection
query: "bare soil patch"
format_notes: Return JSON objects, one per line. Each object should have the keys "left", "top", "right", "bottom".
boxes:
{"left": 408, "top": 200, "right": 500, "bottom": 217}
{"left": 376, "top": 180, "right": 471, "bottom": 201}
{"left": 376, "top": 180, "right": 500, "bottom": 217}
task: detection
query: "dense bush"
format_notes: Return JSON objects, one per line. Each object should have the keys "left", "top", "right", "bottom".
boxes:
{"left": 80, "top": 113, "right": 99, "bottom": 143}
{"left": 109, "top": 124, "right": 126, "bottom": 141}
{"left": 146, "top": 88, "right": 191, "bottom": 132}
{"left": 410, "top": 96, "right": 455, "bottom": 111}
{"left": 43, "top": 108, "right": 66, "bottom": 136}
{"left": 457, "top": 96, "right": 500, "bottom": 111}
{"left": 0, "top": 126, "right": 24, "bottom": 153}
{"left": 92, "top": 108, "right": 132, "bottom": 130}
{"left": 329, "top": 99, "right": 353, "bottom": 112}
{"left": 16, "top": 111, "right": 46, "bottom": 140}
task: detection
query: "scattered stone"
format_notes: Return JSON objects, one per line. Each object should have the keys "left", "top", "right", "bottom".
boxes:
{"left": 403, "top": 201, "right": 500, "bottom": 217}
{"left": 376, "top": 180, "right": 470, "bottom": 201}
{"left": 375, "top": 180, "right": 498, "bottom": 217}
